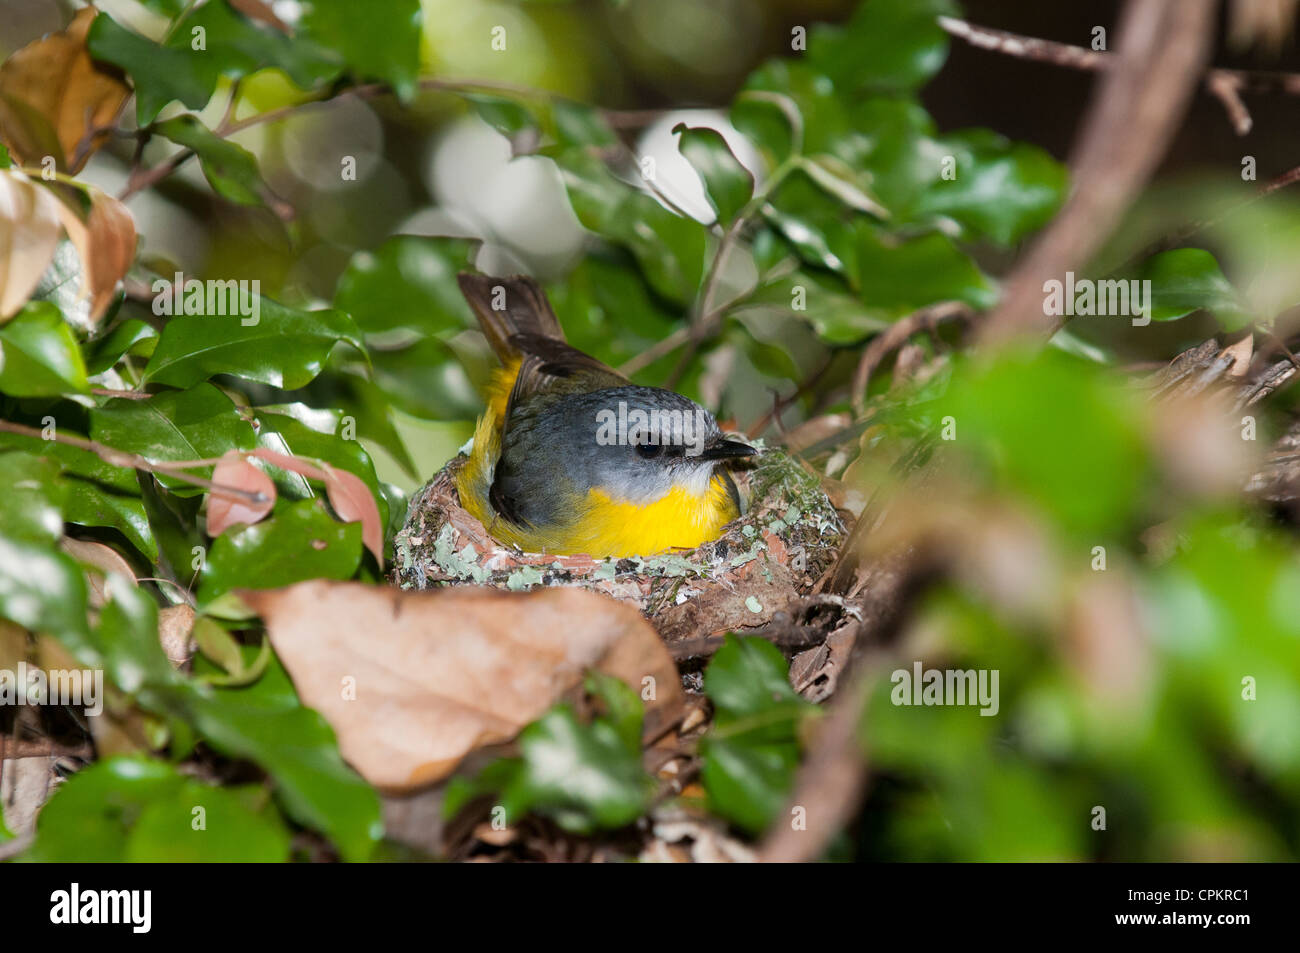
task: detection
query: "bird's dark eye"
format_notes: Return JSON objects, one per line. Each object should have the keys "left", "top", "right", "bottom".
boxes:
{"left": 635, "top": 442, "right": 662, "bottom": 460}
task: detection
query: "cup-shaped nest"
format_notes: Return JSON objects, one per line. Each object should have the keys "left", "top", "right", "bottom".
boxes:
{"left": 391, "top": 444, "right": 846, "bottom": 642}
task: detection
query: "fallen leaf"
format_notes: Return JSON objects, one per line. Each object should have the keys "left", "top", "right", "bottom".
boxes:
{"left": 59, "top": 536, "right": 136, "bottom": 607}
{"left": 206, "top": 450, "right": 276, "bottom": 537}
{"left": 242, "top": 580, "right": 683, "bottom": 791}
{"left": 53, "top": 184, "right": 136, "bottom": 324}
{"left": 0, "top": 169, "right": 63, "bottom": 319}
{"left": 157, "top": 604, "right": 195, "bottom": 667}
{"left": 322, "top": 463, "right": 384, "bottom": 567}
{"left": 0, "top": 8, "right": 129, "bottom": 173}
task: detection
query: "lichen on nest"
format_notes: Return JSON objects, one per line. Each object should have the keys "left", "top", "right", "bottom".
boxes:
{"left": 391, "top": 443, "right": 847, "bottom": 642}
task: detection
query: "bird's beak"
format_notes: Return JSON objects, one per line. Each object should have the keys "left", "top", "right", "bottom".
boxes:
{"left": 698, "top": 438, "right": 757, "bottom": 461}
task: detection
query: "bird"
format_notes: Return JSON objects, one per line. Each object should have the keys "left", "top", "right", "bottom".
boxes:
{"left": 453, "top": 273, "right": 755, "bottom": 558}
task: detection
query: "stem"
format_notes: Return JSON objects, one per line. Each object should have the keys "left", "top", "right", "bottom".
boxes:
{"left": 0, "top": 420, "right": 265, "bottom": 503}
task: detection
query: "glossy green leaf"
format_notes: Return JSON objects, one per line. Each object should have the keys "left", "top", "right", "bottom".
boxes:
{"left": 915, "top": 130, "right": 1067, "bottom": 246}
{"left": 20, "top": 756, "right": 290, "bottom": 862}
{"left": 674, "top": 123, "right": 754, "bottom": 225}
{"left": 333, "top": 236, "right": 475, "bottom": 337}
{"left": 807, "top": 0, "right": 956, "bottom": 94}
{"left": 199, "top": 498, "right": 363, "bottom": 601}
{"left": 300, "top": 0, "right": 422, "bottom": 101}
{"left": 154, "top": 115, "right": 274, "bottom": 209}
{"left": 0, "top": 535, "right": 90, "bottom": 645}
{"left": 87, "top": 318, "right": 157, "bottom": 376}
{"left": 699, "top": 635, "right": 814, "bottom": 834}
{"left": 849, "top": 224, "right": 997, "bottom": 320}
{"left": 143, "top": 296, "right": 364, "bottom": 389}
{"left": 90, "top": 383, "right": 256, "bottom": 493}
{"left": 0, "top": 303, "right": 89, "bottom": 396}
{"left": 0, "top": 451, "right": 65, "bottom": 545}
{"left": 557, "top": 149, "right": 709, "bottom": 304}
{"left": 1136, "top": 248, "right": 1251, "bottom": 328}
{"left": 88, "top": 4, "right": 342, "bottom": 124}
{"left": 446, "top": 700, "right": 652, "bottom": 836}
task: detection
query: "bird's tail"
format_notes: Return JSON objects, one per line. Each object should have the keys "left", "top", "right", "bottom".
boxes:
{"left": 457, "top": 273, "right": 565, "bottom": 363}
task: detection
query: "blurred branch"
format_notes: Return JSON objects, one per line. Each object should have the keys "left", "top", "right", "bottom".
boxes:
{"left": 0, "top": 420, "right": 265, "bottom": 502}
{"left": 977, "top": 0, "right": 1219, "bottom": 345}
{"left": 941, "top": 11, "right": 1300, "bottom": 136}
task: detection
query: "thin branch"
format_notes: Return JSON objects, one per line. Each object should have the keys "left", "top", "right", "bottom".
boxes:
{"left": 0, "top": 420, "right": 265, "bottom": 503}
{"left": 939, "top": 12, "right": 1300, "bottom": 137}
{"left": 977, "top": 0, "right": 1219, "bottom": 345}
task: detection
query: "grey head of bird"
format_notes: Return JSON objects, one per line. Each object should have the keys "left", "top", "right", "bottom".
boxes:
{"left": 490, "top": 384, "right": 755, "bottom": 526}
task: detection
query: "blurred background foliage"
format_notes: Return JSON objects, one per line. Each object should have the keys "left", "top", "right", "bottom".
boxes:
{"left": 2, "top": 0, "right": 1300, "bottom": 861}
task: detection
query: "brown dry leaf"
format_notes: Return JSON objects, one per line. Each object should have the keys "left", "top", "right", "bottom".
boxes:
{"left": 206, "top": 451, "right": 276, "bottom": 537}
{"left": 242, "top": 580, "right": 684, "bottom": 791}
{"left": 59, "top": 537, "right": 136, "bottom": 607}
{"left": 157, "top": 604, "right": 196, "bottom": 667}
{"left": 0, "top": 169, "right": 63, "bottom": 320}
{"left": 53, "top": 185, "right": 136, "bottom": 324}
{"left": 229, "top": 0, "right": 292, "bottom": 33}
{"left": 0, "top": 8, "right": 129, "bottom": 173}
{"left": 321, "top": 463, "right": 384, "bottom": 567}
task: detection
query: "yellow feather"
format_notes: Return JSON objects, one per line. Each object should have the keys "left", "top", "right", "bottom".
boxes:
{"left": 454, "top": 358, "right": 740, "bottom": 558}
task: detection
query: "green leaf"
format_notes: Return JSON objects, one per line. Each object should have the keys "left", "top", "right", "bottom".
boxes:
{"left": 154, "top": 115, "right": 275, "bottom": 209}
{"left": 1135, "top": 248, "right": 1251, "bottom": 328}
{"left": 807, "top": 0, "right": 956, "bottom": 94}
{"left": 915, "top": 129, "right": 1067, "bottom": 246}
{"left": 738, "top": 268, "right": 889, "bottom": 345}
{"left": 90, "top": 383, "right": 256, "bottom": 493}
{"left": 19, "top": 756, "right": 291, "bottom": 862}
{"left": 557, "top": 149, "right": 709, "bottom": 304}
{"left": 699, "top": 636, "right": 815, "bottom": 835}
{"left": 189, "top": 655, "right": 382, "bottom": 862}
{"left": 300, "top": 0, "right": 422, "bottom": 101}
{"left": 333, "top": 236, "right": 475, "bottom": 337}
{"left": 366, "top": 337, "right": 483, "bottom": 421}
{"left": 81, "top": 579, "right": 381, "bottom": 862}
{"left": 255, "top": 409, "right": 388, "bottom": 528}
{"left": 585, "top": 671, "right": 644, "bottom": 752}
{"left": 88, "top": 4, "right": 342, "bottom": 125}
{"left": 143, "top": 296, "right": 364, "bottom": 389}
{"left": 797, "top": 155, "right": 889, "bottom": 218}
{"left": 0, "top": 143, "right": 11, "bottom": 169}
{"left": 674, "top": 124, "right": 754, "bottom": 225}
{"left": 0, "top": 302, "right": 90, "bottom": 396}
{"left": 87, "top": 318, "right": 157, "bottom": 376}
{"left": 0, "top": 451, "right": 65, "bottom": 545}
{"left": 449, "top": 702, "right": 652, "bottom": 835}
{"left": 0, "top": 430, "right": 156, "bottom": 560}
{"left": 199, "top": 498, "right": 363, "bottom": 601}
{"left": 849, "top": 224, "right": 997, "bottom": 320}
{"left": 936, "top": 348, "right": 1152, "bottom": 538}
{"left": 0, "top": 536, "right": 90, "bottom": 646}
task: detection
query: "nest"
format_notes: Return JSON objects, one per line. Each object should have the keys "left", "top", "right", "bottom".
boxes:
{"left": 391, "top": 444, "right": 847, "bottom": 643}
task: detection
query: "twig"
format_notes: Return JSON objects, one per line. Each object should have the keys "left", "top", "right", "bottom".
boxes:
{"left": 977, "top": 0, "right": 1218, "bottom": 345}
{"left": 939, "top": 12, "right": 1300, "bottom": 136}
{"left": 0, "top": 420, "right": 266, "bottom": 503}
{"left": 850, "top": 302, "right": 971, "bottom": 416}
